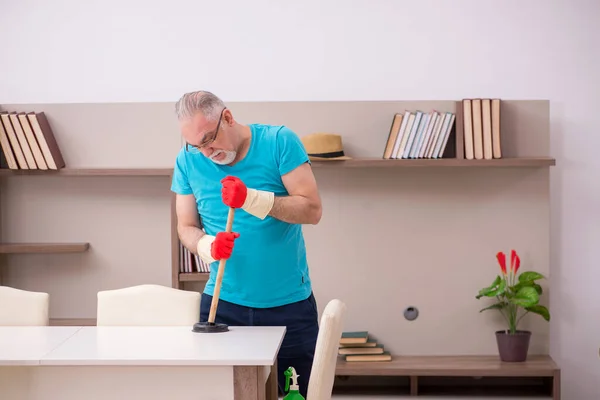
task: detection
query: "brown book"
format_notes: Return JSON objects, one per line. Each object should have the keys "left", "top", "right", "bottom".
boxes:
{"left": 462, "top": 99, "right": 474, "bottom": 160}
{"left": 491, "top": 99, "right": 502, "bottom": 158}
{"left": 481, "top": 99, "right": 493, "bottom": 160}
{"left": 339, "top": 344, "right": 384, "bottom": 355}
{"left": 0, "top": 115, "right": 18, "bottom": 169}
{"left": 340, "top": 331, "right": 369, "bottom": 345}
{"left": 345, "top": 351, "right": 392, "bottom": 362}
{"left": 9, "top": 113, "right": 37, "bottom": 169}
{"left": 0, "top": 112, "right": 28, "bottom": 169}
{"left": 471, "top": 99, "right": 483, "bottom": 159}
{"left": 382, "top": 113, "right": 403, "bottom": 159}
{"left": 18, "top": 113, "right": 48, "bottom": 169}
{"left": 26, "top": 112, "right": 65, "bottom": 169}
{"left": 339, "top": 340, "right": 378, "bottom": 348}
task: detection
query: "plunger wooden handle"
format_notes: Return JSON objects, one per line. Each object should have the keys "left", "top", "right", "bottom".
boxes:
{"left": 207, "top": 207, "right": 235, "bottom": 324}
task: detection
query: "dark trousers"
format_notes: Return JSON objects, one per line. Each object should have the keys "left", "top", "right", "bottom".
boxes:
{"left": 200, "top": 292, "right": 319, "bottom": 398}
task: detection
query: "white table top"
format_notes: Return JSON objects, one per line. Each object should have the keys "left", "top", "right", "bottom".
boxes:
{"left": 0, "top": 326, "right": 82, "bottom": 366}
{"left": 39, "top": 325, "right": 287, "bottom": 366}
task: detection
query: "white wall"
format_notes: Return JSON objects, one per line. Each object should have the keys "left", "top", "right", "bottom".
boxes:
{"left": 1, "top": 0, "right": 598, "bottom": 398}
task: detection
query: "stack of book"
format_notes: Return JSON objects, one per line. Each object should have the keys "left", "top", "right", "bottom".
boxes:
{"left": 338, "top": 331, "right": 392, "bottom": 362}
{"left": 179, "top": 241, "right": 211, "bottom": 274}
{"left": 0, "top": 111, "right": 65, "bottom": 170}
{"left": 382, "top": 109, "right": 456, "bottom": 160}
{"left": 381, "top": 98, "right": 503, "bottom": 161}
{"left": 461, "top": 98, "right": 502, "bottom": 160}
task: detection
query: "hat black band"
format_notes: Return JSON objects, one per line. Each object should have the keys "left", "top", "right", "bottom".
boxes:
{"left": 308, "top": 151, "right": 345, "bottom": 158}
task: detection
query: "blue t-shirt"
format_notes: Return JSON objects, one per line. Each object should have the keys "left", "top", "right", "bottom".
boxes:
{"left": 170, "top": 123, "right": 313, "bottom": 308}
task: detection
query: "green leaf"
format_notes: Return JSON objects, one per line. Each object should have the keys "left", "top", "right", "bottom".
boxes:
{"left": 487, "top": 279, "right": 506, "bottom": 297}
{"left": 510, "top": 286, "right": 539, "bottom": 308}
{"left": 479, "top": 302, "right": 507, "bottom": 312}
{"left": 476, "top": 275, "right": 502, "bottom": 299}
{"left": 518, "top": 271, "right": 545, "bottom": 283}
{"left": 513, "top": 281, "right": 543, "bottom": 295}
{"left": 525, "top": 305, "right": 550, "bottom": 321}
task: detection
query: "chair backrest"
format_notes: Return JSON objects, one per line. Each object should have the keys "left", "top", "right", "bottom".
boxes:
{"left": 97, "top": 284, "right": 201, "bottom": 326}
{"left": 306, "top": 298, "right": 347, "bottom": 400}
{"left": 0, "top": 286, "right": 49, "bottom": 326}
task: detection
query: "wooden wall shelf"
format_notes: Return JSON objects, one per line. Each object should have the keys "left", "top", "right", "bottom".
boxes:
{"left": 310, "top": 157, "right": 556, "bottom": 168}
{"left": 0, "top": 157, "right": 555, "bottom": 177}
{"left": 0, "top": 242, "right": 90, "bottom": 254}
{"left": 0, "top": 168, "right": 172, "bottom": 177}
{"left": 179, "top": 272, "right": 210, "bottom": 282}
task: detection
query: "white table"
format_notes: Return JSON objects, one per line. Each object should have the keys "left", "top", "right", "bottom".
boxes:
{"left": 0, "top": 326, "right": 81, "bottom": 365}
{"left": 0, "top": 325, "right": 286, "bottom": 400}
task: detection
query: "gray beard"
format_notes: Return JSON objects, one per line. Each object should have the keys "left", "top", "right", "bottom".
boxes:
{"left": 209, "top": 150, "right": 237, "bottom": 165}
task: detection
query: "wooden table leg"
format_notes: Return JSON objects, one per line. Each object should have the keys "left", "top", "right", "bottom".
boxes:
{"left": 234, "top": 366, "right": 266, "bottom": 400}
{"left": 553, "top": 369, "right": 561, "bottom": 400}
{"left": 265, "top": 359, "right": 278, "bottom": 400}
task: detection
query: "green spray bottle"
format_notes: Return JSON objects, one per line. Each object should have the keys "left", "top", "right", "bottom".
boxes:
{"left": 283, "top": 366, "right": 304, "bottom": 400}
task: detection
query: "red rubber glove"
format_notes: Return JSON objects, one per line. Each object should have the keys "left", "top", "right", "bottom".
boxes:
{"left": 210, "top": 231, "right": 240, "bottom": 260}
{"left": 221, "top": 176, "right": 247, "bottom": 208}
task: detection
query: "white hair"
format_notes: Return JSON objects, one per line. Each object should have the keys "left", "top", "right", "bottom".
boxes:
{"left": 174, "top": 90, "right": 225, "bottom": 121}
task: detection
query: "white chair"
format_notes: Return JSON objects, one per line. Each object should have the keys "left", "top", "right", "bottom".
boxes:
{"left": 0, "top": 286, "right": 49, "bottom": 326}
{"left": 306, "top": 298, "right": 347, "bottom": 400}
{"left": 96, "top": 284, "right": 200, "bottom": 326}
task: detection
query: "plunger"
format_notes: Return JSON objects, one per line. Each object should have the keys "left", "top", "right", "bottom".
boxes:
{"left": 192, "top": 206, "right": 235, "bottom": 333}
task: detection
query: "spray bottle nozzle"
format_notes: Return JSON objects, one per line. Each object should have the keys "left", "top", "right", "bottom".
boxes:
{"left": 284, "top": 366, "right": 300, "bottom": 392}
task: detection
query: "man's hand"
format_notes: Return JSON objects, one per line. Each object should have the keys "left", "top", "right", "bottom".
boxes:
{"left": 196, "top": 230, "right": 240, "bottom": 263}
{"left": 211, "top": 231, "right": 240, "bottom": 260}
{"left": 221, "top": 176, "right": 248, "bottom": 208}
{"left": 220, "top": 175, "right": 274, "bottom": 220}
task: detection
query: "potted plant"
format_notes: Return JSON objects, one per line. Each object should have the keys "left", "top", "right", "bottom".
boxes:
{"left": 476, "top": 249, "right": 550, "bottom": 362}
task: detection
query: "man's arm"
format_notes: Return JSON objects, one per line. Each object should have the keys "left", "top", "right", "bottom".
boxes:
{"left": 268, "top": 162, "right": 322, "bottom": 225}
{"left": 175, "top": 193, "right": 205, "bottom": 254}
{"left": 175, "top": 193, "right": 217, "bottom": 263}
{"left": 220, "top": 127, "right": 322, "bottom": 225}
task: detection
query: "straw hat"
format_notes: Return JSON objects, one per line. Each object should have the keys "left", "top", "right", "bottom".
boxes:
{"left": 301, "top": 133, "right": 351, "bottom": 161}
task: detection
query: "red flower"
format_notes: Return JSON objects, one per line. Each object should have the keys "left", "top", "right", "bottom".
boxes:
{"left": 511, "top": 250, "right": 520, "bottom": 273}
{"left": 496, "top": 251, "right": 507, "bottom": 275}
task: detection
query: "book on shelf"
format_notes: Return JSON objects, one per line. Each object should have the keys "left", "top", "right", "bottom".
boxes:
{"left": 345, "top": 352, "right": 392, "bottom": 362}
{"left": 338, "top": 344, "right": 385, "bottom": 355}
{"left": 338, "top": 331, "right": 392, "bottom": 362}
{"left": 382, "top": 109, "right": 456, "bottom": 160}
{"left": 0, "top": 111, "right": 65, "bottom": 170}
{"left": 179, "top": 241, "right": 211, "bottom": 274}
{"left": 340, "top": 330, "right": 370, "bottom": 344}
{"left": 381, "top": 98, "right": 503, "bottom": 161}
{"left": 462, "top": 98, "right": 501, "bottom": 160}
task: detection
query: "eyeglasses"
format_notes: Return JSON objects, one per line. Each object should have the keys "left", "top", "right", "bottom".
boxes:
{"left": 185, "top": 108, "right": 226, "bottom": 153}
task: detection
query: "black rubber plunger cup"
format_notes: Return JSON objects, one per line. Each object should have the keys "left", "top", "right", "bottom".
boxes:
{"left": 192, "top": 207, "right": 235, "bottom": 333}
